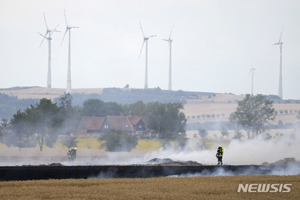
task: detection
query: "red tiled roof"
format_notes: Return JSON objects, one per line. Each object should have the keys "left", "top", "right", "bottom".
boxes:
{"left": 82, "top": 117, "right": 105, "bottom": 130}
{"left": 127, "top": 116, "right": 143, "bottom": 126}
{"left": 107, "top": 116, "right": 134, "bottom": 132}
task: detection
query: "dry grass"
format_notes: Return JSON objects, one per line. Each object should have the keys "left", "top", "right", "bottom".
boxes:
{"left": 135, "top": 140, "right": 163, "bottom": 151}
{"left": 0, "top": 175, "right": 299, "bottom": 200}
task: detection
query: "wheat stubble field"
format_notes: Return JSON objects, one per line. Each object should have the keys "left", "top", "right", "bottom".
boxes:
{"left": 0, "top": 175, "right": 299, "bottom": 200}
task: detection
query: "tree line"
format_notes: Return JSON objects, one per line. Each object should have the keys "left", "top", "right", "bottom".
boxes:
{"left": 1, "top": 93, "right": 294, "bottom": 151}
{"left": 0, "top": 94, "right": 186, "bottom": 151}
{"left": 196, "top": 94, "right": 283, "bottom": 140}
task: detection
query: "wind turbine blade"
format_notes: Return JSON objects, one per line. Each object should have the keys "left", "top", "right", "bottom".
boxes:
{"left": 139, "top": 22, "right": 145, "bottom": 37}
{"left": 39, "top": 39, "right": 45, "bottom": 47}
{"left": 53, "top": 24, "right": 60, "bottom": 32}
{"left": 64, "top": 9, "right": 68, "bottom": 26}
{"left": 279, "top": 26, "right": 284, "bottom": 42}
{"left": 249, "top": 68, "right": 253, "bottom": 74}
{"left": 38, "top": 32, "right": 47, "bottom": 39}
{"left": 61, "top": 29, "right": 68, "bottom": 45}
{"left": 148, "top": 35, "right": 157, "bottom": 38}
{"left": 38, "top": 32, "right": 47, "bottom": 47}
{"left": 50, "top": 24, "right": 60, "bottom": 36}
{"left": 162, "top": 39, "right": 169, "bottom": 42}
{"left": 169, "top": 25, "right": 174, "bottom": 39}
{"left": 139, "top": 40, "right": 145, "bottom": 58}
{"left": 43, "top": 12, "right": 49, "bottom": 30}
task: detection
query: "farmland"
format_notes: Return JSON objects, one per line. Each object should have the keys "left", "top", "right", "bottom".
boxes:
{"left": 1, "top": 87, "right": 299, "bottom": 125}
{"left": 0, "top": 175, "right": 299, "bottom": 200}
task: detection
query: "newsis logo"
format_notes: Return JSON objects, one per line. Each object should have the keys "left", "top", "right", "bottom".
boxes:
{"left": 237, "top": 184, "right": 292, "bottom": 193}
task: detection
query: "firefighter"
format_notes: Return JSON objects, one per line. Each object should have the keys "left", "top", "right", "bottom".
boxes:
{"left": 216, "top": 146, "right": 223, "bottom": 165}
{"left": 68, "top": 147, "right": 77, "bottom": 161}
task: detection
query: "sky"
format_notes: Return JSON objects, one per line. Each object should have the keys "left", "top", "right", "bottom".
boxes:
{"left": 0, "top": 0, "right": 299, "bottom": 99}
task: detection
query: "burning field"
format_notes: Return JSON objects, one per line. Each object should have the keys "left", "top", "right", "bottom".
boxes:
{"left": 0, "top": 134, "right": 299, "bottom": 199}
{"left": 0, "top": 157, "right": 299, "bottom": 181}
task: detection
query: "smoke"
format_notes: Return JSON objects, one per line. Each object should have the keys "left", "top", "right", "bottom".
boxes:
{"left": 169, "top": 168, "right": 236, "bottom": 177}
{"left": 61, "top": 151, "right": 146, "bottom": 166}
{"left": 168, "top": 162, "right": 300, "bottom": 177}
{"left": 269, "top": 163, "right": 300, "bottom": 176}
{"left": 3, "top": 130, "right": 298, "bottom": 167}
{"left": 1, "top": 121, "right": 299, "bottom": 180}
{"left": 65, "top": 130, "right": 300, "bottom": 178}
{"left": 143, "top": 131, "right": 300, "bottom": 166}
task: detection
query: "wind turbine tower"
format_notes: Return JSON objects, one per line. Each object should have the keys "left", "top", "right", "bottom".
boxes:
{"left": 249, "top": 67, "right": 255, "bottom": 95}
{"left": 62, "top": 10, "right": 79, "bottom": 94}
{"left": 274, "top": 29, "right": 284, "bottom": 99}
{"left": 163, "top": 26, "right": 174, "bottom": 91}
{"left": 139, "top": 22, "right": 156, "bottom": 89}
{"left": 38, "top": 13, "right": 59, "bottom": 88}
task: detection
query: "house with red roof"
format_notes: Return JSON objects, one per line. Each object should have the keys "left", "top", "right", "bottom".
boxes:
{"left": 127, "top": 116, "right": 147, "bottom": 132}
{"left": 77, "top": 115, "right": 147, "bottom": 135}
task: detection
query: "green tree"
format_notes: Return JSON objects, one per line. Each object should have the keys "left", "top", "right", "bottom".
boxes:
{"left": 198, "top": 129, "right": 208, "bottom": 138}
{"left": 145, "top": 102, "right": 186, "bottom": 140}
{"left": 230, "top": 94, "right": 276, "bottom": 139}
{"left": 82, "top": 99, "right": 106, "bottom": 116}
{"left": 57, "top": 93, "right": 81, "bottom": 137}
{"left": 100, "top": 131, "right": 138, "bottom": 152}
{"left": 0, "top": 119, "right": 9, "bottom": 142}
{"left": 232, "top": 131, "right": 243, "bottom": 140}
{"left": 61, "top": 134, "right": 78, "bottom": 149}
{"left": 25, "top": 98, "right": 62, "bottom": 151}
{"left": 9, "top": 110, "right": 33, "bottom": 150}
{"left": 59, "top": 93, "right": 73, "bottom": 113}
{"left": 220, "top": 128, "right": 229, "bottom": 138}
{"left": 122, "top": 101, "right": 146, "bottom": 116}
{"left": 104, "top": 102, "right": 123, "bottom": 115}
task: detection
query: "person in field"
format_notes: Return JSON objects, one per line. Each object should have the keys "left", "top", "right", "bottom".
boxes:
{"left": 68, "top": 148, "right": 77, "bottom": 160}
{"left": 216, "top": 146, "right": 223, "bottom": 165}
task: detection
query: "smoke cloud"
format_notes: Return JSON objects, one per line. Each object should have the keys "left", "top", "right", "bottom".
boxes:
{"left": 1, "top": 125, "right": 299, "bottom": 179}
{"left": 143, "top": 131, "right": 300, "bottom": 166}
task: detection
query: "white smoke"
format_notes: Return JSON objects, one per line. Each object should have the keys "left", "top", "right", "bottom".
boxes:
{"left": 1, "top": 128, "right": 299, "bottom": 175}
{"left": 169, "top": 163, "right": 300, "bottom": 177}
{"left": 143, "top": 131, "right": 300, "bottom": 166}
{"left": 269, "top": 163, "right": 300, "bottom": 176}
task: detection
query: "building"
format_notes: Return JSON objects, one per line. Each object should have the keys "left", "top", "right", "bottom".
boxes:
{"left": 77, "top": 115, "right": 147, "bottom": 136}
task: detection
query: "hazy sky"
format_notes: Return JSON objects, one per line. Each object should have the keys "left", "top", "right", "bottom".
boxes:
{"left": 1, "top": 0, "right": 299, "bottom": 99}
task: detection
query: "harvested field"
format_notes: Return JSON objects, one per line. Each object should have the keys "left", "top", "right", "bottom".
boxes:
{"left": 184, "top": 99, "right": 300, "bottom": 124}
{"left": 0, "top": 87, "right": 103, "bottom": 100}
{"left": 0, "top": 175, "right": 299, "bottom": 200}
{"left": 2, "top": 87, "right": 299, "bottom": 124}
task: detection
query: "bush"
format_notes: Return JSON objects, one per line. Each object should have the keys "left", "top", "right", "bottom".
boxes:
{"left": 61, "top": 135, "right": 78, "bottom": 149}
{"left": 198, "top": 129, "right": 208, "bottom": 138}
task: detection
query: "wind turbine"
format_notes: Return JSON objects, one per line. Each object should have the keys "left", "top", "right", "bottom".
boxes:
{"left": 61, "top": 9, "right": 79, "bottom": 94}
{"left": 249, "top": 67, "right": 255, "bottom": 96}
{"left": 273, "top": 28, "right": 284, "bottom": 99}
{"left": 163, "top": 25, "right": 174, "bottom": 91}
{"left": 139, "top": 22, "right": 156, "bottom": 89}
{"left": 38, "top": 13, "right": 59, "bottom": 88}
